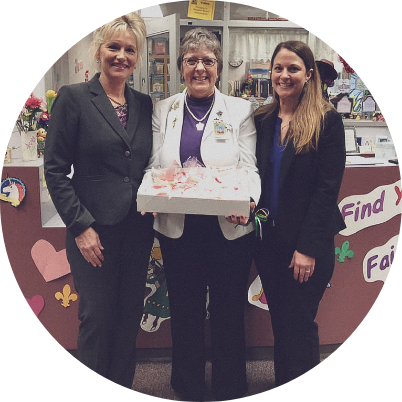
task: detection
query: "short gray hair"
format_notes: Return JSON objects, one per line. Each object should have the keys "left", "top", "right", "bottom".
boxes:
{"left": 177, "top": 28, "right": 222, "bottom": 75}
{"left": 91, "top": 12, "right": 146, "bottom": 72}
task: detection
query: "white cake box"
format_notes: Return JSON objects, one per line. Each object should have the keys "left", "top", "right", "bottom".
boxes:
{"left": 137, "top": 166, "right": 250, "bottom": 216}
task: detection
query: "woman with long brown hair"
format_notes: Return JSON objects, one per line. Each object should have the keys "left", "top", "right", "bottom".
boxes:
{"left": 254, "top": 40, "right": 346, "bottom": 386}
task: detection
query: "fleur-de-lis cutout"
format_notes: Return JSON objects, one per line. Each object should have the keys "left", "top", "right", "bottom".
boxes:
{"left": 172, "top": 101, "right": 180, "bottom": 110}
{"left": 55, "top": 284, "right": 78, "bottom": 308}
{"left": 335, "top": 241, "right": 354, "bottom": 263}
{"left": 173, "top": 117, "right": 178, "bottom": 128}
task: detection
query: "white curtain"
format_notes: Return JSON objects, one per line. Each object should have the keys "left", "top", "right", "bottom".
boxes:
{"left": 312, "top": 35, "right": 339, "bottom": 64}
{"left": 229, "top": 29, "right": 309, "bottom": 62}
{"left": 229, "top": 28, "right": 339, "bottom": 64}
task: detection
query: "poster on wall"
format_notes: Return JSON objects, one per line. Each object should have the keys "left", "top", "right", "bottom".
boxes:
{"left": 187, "top": 0, "right": 216, "bottom": 20}
{"left": 141, "top": 238, "right": 170, "bottom": 332}
{"left": 339, "top": 180, "right": 401, "bottom": 236}
{"left": 363, "top": 235, "right": 397, "bottom": 283}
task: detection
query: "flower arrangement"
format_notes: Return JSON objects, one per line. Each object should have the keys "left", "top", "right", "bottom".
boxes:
{"left": 13, "top": 90, "right": 57, "bottom": 160}
{"left": 16, "top": 90, "right": 57, "bottom": 133}
{"left": 16, "top": 93, "right": 45, "bottom": 132}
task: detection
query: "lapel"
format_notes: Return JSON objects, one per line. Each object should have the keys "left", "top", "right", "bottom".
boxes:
{"left": 88, "top": 75, "right": 131, "bottom": 147}
{"left": 164, "top": 91, "right": 186, "bottom": 166}
{"left": 125, "top": 86, "right": 140, "bottom": 141}
{"left": 202, "top": 88, "right": 225, "bottom": 142}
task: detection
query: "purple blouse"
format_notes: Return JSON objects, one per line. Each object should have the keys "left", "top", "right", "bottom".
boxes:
{"left": 180, "top": 94, "right": 214, "bottom": 166}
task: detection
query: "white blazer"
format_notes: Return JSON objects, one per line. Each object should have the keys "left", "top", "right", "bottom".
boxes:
{"left": 147, "top": 88, "right": 261, "bottom": 240}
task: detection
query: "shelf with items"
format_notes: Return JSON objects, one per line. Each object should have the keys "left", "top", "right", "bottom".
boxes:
{"left": 147, "top": 33, "right": 171, "bottom": 104}
{"left": 148, "top": 47, "right": 171, "bottom": 103}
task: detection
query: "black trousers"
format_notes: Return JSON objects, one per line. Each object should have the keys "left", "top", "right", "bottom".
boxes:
{"left": 254, "top": 225, "right": 335, "bottom": 387}
{"left": 159, "top": 215, "right": 254, "bottom": 401}
{"left": 66, "top": 206, "right": 154, "bottom": 388}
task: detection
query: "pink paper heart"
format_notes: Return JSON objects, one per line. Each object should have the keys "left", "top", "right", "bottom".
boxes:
{"left": 31, "top": 239, "right": 71, "bottom": 282}
{"left": 26, "top": 295, "right": 45, "bottom": 316}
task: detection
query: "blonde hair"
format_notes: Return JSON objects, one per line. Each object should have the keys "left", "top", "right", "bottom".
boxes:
{"left": 91, "top": 12, "right": 146, "bottom": 72}
{"left": 256, "top": 41, "right": 333, "bottom": 154}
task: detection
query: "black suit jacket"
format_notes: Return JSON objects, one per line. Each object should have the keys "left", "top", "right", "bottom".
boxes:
{"left": 44, "top": 74, "right": 153, "bottom": 237}
{"left": 255, "top": 108, "right": 346, "bottom": 258}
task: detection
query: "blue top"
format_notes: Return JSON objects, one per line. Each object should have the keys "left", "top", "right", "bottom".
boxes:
{"left": 264, "top": 117, "right": 285, "bottom": 219}
{"left": 180, "top": 93, "right": 214, "bottom": 166}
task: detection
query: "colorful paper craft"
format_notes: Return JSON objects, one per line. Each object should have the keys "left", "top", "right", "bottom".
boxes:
{"left": 26, "top": 295, "right": 45, "bottom": 317}
{"left": 31, "top": 239, "right": 71, "bottom": 282}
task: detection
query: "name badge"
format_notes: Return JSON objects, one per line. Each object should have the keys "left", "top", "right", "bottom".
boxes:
{"left": 214, "top": 122, "right": 229, "bottom": 140}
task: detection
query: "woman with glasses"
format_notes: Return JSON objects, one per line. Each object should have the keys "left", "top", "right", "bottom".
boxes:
{"left": 146, "top": 28, "right": 260, "bottom": 401}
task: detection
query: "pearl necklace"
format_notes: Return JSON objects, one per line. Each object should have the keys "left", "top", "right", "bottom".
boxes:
{"left": 184, "top": 90, "right": 215, "bottom": 131}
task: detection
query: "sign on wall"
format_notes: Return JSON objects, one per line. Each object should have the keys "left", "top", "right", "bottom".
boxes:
{"left": 187, "top": 0, "right": 216, "bottom": 20}
{"left": 363, "top": 235, "right": 397, "bottom": 283}
{"left": 338, "top": 180, "right": 401, "bottom": 236}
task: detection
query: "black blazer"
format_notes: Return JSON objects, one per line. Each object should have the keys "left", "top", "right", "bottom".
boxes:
{"left": 255, "top": 108, "right": 346, "bottom": 258}
{"left": 44, "top": 74, "right": 153, "bottom": 237}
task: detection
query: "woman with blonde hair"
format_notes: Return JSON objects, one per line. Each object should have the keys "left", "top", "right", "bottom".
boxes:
{"left": 254, "top": 40, "right": 346, "bottom": 386}
{"left": 45, "top": 13, "right": 154, "bottom": 388}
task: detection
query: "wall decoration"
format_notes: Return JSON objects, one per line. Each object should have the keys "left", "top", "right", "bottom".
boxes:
{"left": 31, "top": 240, "right": 71, "bottom": 282}
{"left": 187, "top": 0, "right": 216, "bottom": 21}
{"left": 141, "top": 238, "right": 170, "bottom": 332}
{"left": 0, "top": 177, "right": 26, "bottom": 207}
{"left": 335, "top": 240, "right": 355, "bottom": 263}
{"left": 26, "top": 295, "right": 45, "bottom": 317}
{"left": 247, "top": 275, "right": 268, "bottom": 311}
{"left": 55, "top": 284, "right": 78, "bottom": 308}
{"left": 363, "top": 235, "right": 398, "bottom": 283}
{"left": 339, "top": 180, "right": 402, "bottom": 236}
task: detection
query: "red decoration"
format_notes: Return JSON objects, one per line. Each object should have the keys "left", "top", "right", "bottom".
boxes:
{"left": 338, "top": 55, "right": 355, "bottom": 74}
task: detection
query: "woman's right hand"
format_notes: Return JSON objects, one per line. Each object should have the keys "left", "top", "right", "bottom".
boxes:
{"left": 75, "top": 227, "right": 105, "bottom": 267}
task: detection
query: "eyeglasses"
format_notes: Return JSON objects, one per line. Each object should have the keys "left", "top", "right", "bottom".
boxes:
{"left": 183, "top": 58, "right": 218, "bottom": 68}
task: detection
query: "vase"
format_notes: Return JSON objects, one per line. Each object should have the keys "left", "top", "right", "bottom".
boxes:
{"left": 21, "top": 130, "right": 38, "bottom": 161}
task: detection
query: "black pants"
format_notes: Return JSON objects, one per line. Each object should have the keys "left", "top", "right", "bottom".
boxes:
{"left": 159, "top": 215, "right": 254, "bottom": 401}
{"left": 66, "top": 206, "right": 154, "bottom": 388}
{"left": 254, "top": 225, "right": 335, "bottom": 387}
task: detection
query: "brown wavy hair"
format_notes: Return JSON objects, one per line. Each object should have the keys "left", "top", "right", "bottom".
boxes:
{"left": 255, "top": 41, "right": 333, "bottom": 154}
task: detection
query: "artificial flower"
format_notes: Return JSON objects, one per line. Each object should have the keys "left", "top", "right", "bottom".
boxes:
{"left": 46, "top": 90, "right": 57, "bottom": 98}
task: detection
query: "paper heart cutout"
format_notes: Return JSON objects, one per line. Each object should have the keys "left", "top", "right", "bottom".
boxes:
{"left": 26, "top": 295, "right": 45, "bottom": 316}
{"left": 31, "top": 239, "right": 71, "bottom": 282}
